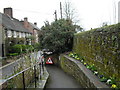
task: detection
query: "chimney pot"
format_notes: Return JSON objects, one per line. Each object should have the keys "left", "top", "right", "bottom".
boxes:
{"left": 34, "top": 22, "right": 37, "bottom": 25}
{"left": 24, "top": 17, "right": 28, "bottom": 21}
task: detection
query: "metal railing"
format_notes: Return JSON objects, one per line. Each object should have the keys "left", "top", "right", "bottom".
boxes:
{"left": 1, "top": 62, "right": 45, "bottom": 89}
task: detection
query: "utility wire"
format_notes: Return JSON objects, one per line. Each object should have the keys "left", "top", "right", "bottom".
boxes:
{"left": 13, "top": 8, "right": 51, "bottom": 15}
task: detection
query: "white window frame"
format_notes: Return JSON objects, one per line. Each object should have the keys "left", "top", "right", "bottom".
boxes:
{"left": 19, "top": 32, "right": 22, "bottom": 38}
{"left": 7, "top": 30, "right": 12, "bottom": 37}
{"left": 13, "top": 31, "right": 17, "bottom": 38}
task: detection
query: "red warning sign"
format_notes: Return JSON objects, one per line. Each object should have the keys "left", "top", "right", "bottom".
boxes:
{"left": 46, "top": 57, "right": 53, "bottom": 64}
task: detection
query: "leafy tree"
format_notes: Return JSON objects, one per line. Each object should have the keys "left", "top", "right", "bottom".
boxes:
{"left": 39, "top": 19, "right": 81, "bottom": 54}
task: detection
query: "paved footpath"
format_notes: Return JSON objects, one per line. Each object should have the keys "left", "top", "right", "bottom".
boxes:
{"left": 45, "top": 65, "right": 81, "bottom": 88}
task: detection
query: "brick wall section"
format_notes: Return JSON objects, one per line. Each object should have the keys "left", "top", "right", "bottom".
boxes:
{"left": 59, "top": 54, "right": 109, "bottom": 88}
{"left": 73, "top": 23, "right": 120, "bottom": 85}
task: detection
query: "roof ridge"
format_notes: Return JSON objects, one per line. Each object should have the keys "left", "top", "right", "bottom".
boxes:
{"left": 1, "top": 12, "right": 32, "bottom": 33}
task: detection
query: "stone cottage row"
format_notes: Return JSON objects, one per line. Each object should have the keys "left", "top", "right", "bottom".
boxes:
{"left": 0, "top": 7, "right": 40, "bottom": 57}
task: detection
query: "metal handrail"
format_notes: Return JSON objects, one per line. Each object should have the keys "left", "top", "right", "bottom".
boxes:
{"left": 6, "top": 66, "right": 32, "bottom": 81}
{"left": 2, "top": 63, "right": 39, "bottom": 89}
{"left": 2, "top": 51, "right": 45, "bottom": 89}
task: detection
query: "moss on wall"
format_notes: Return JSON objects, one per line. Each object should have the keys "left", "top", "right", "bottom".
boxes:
{"left": 73, "top": 23, "right": 120, "bottom": 86}
{"left": 60, "top": 54, "right": 87, "bottom": 87}
{"left": 59, "top": 54, "right": 109, "bottom": 88}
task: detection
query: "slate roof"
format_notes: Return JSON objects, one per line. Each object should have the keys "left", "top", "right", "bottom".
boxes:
{"left": 0, "top": 12, "right": 31, "bottom": 33}
{"left": 29, "top": 23, "right": 40, "bottom": 30}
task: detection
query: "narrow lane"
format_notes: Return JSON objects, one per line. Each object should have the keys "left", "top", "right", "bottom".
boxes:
{"left": 45, "top": 65, "right": 81, "bottom": 88}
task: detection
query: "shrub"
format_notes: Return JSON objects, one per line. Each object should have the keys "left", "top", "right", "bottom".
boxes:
{"left": 26, "top": 45, "right": 34, "bottom": 52}
{"left": 12, "top": 44, "right": 22, "bottom": 54}
{"left": 9, "top": 53, "right": 19, "bottom": 56}
{"left": 21, "top": 44, "right": 27, "bottom": 53}
{"left": 7, "top": 44, "right": 35, "bottom": 57}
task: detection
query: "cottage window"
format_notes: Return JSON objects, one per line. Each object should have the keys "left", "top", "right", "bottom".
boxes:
{"left": 19, "top": 32, "right": 22, "bottom": 38}
{"left": 29, "top": 34, "right": 32, "bottom": 36}
{"left": 16, "top": 32, "right": 19, "bottom": 37}
{"left": 7, "top": 30, "right": 12, "bottom": 37}
{"left": 26, "top": 33, "right": 27, "bottom": 37}
{"left": 21, "top": 32, "right": 23, "bottom": 38}
{"left": 13, "top": 31, "right": 17, "bottom": 38}
{"left": 22, "top": 33, "right": 25, "bottom": 38}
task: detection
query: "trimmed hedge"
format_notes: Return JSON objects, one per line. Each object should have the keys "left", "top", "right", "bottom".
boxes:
{"left": 73, "top": 23, "right": 120, "bottom": 87}
{"left": 12, "top": 44, "right": 22, "bottom": 54}
{"left": 8, "top": 44, "right": 34, "bottom": 56}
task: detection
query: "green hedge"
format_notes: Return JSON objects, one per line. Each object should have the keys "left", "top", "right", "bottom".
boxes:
{"left": 12, "top": 44, "right": 22, "bottom": 54}
{"left": 73, "top": 23, "right": 120, "bottom": 87}
{"left": 8, "top": 44, "right": 34, "bottom": 56}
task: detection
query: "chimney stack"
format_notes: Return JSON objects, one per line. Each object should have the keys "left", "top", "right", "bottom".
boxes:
{"left": 4, "top": 7, "right": 13, "bottom": 18}
{"left": 24, "top": 17, "right": 28, "bottom": 22}
{"left": 23, "top": 17, "right": 29, "bottom": 28}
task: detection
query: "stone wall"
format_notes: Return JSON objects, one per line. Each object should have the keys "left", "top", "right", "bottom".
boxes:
{"left": 73, "top": 24, "right": 120, "bottom": 84}
{"left": 59, "top": 54, "right": 109, "bottom": 88}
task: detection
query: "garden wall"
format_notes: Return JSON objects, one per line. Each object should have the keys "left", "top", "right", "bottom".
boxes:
{"left": 59, "top": 54, "right": 109, "bottom": 88}
{"left": 73, "top": 23, "right": 120, "bottom": 83}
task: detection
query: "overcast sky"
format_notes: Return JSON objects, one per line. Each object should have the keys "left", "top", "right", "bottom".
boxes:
{"left": 0, "top": 0, "right": 120, "bottom": 30}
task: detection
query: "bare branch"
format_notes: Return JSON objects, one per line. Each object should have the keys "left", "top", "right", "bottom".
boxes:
{"left": 63, "top": 1, "right": 80, "bottom": 24}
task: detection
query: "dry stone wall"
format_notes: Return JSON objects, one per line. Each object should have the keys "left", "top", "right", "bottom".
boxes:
{"left": 73, "top": 23, "right": 120, "bottom": 83}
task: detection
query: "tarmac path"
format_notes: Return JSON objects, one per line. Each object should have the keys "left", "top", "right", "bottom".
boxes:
{"left": 45, "top": 65, "right": 81, "bottom": 88}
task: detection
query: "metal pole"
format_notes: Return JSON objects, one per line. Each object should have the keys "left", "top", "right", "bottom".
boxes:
{"left": 42, "top": 52, "right": 45, "bottom": 75}
{"left": 22, "top": 72, "right": 25, "bottom": 90}
{"left": 39, "top": 63, "right": 41, "bottom": 80}
{"left": 42, "top": 61, "right": 44, "bottom": 75}
{"left": 54, "top": 10, "right": 57, "bottom": 21}
{"left": 60, "top": 2, "right": 63, "bottom": 19}
{"left": 34, "top": 65, "right": 37, "bottom": 88}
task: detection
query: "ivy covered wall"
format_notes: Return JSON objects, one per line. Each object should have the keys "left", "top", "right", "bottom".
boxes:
{"left": 73, "top": 23, "right": 120, "bottom": 82}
